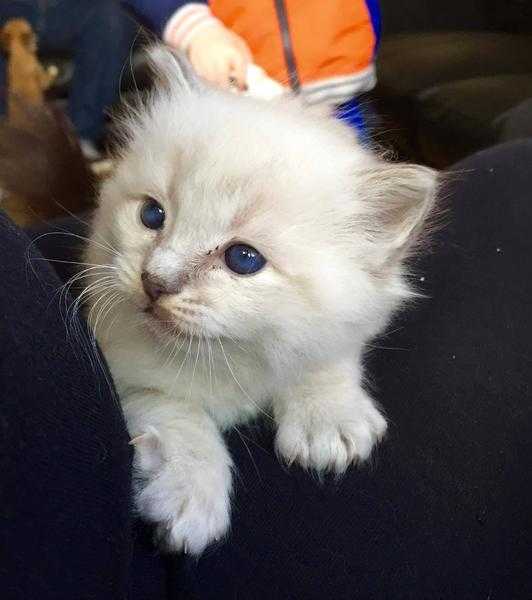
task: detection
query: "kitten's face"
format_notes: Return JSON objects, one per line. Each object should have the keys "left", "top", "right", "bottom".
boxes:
{"left": 100, "top": 136, "right": 368, "bottom": 350}
{"left": 91, "top": 48, "right": 436, "bottom": 363}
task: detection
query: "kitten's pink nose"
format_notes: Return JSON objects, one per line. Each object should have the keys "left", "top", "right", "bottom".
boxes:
{"left": 141, "top": 271, "right": 168, "bottom": 302}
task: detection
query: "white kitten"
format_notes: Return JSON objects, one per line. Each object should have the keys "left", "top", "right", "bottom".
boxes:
{"left": 85, "top": 47, "right": 436, "bottom": 556}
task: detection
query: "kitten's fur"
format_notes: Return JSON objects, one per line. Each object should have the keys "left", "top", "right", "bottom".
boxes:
{"left": 85, "top": 47, "right": 436, "bottom": 556}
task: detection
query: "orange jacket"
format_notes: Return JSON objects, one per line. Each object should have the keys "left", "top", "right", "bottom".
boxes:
{"left": 211, "top": 0, "right": 379, "bottom": 103}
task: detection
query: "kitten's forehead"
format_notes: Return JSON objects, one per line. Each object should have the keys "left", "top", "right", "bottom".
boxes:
{"left": 173, "top": 172, "right": 270, "bottom": 242}
{"left": 134, "top": 88, "right": 367, "bottom": 193}
{"left": 117, "top": 86, "right": 374, "bottom": 251}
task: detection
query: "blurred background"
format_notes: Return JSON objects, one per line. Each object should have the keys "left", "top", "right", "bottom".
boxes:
{"left": 374, "top": 0, "right": 532, "bottom": 167}
{"left": 0, "top": 0, "right": 531, "bottom": 223}
{"left": 36, "top": 0, "right": 532, "bottom": 167}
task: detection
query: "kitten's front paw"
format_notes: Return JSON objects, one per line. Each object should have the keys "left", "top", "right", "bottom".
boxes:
{"left": 132, "top": 430, "right": 232, "bottom": 555}
{"left": 275, "top": 398, "right": 386, "bottom": 473}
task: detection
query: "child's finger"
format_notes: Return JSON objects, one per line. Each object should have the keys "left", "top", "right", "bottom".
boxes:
{"left": 228, "top": 53, "right": 248, "bottom": 91}
{"left": 212, "top": 57, "right": 233, "bottom": 89}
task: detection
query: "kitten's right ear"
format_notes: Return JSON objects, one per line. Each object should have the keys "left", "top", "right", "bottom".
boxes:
{"left": 147, "top": 44, "right": 203, "bottom": 94}
{"left": 353, "top": 162, "right": 438, "bottom": 268}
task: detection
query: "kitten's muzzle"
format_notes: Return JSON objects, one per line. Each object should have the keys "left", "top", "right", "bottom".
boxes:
{"left": 141, "top": 270, "right": 181, "bottom": 302}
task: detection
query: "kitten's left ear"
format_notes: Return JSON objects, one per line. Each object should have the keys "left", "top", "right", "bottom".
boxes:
{"left": 354, "top": 163, "right": 438, "bottom": 266}
{"left": 147, "top": 44, "right": 203, "bottom": 94}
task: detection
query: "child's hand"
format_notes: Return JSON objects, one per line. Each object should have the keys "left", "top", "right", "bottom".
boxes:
{"left": 186, "top": 23, "right": 251, "bottom": 91}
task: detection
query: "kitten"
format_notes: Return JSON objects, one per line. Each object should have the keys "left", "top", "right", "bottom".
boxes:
{"left": 85, "top": 46, "right": 436, "bottom": 556}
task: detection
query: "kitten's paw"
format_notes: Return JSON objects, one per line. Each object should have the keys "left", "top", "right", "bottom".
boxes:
{"left": 275, "top": 399, "right": 386, "bottom": 473}
{"left": 133, "top": 431, "right": 232, "bottom": 555}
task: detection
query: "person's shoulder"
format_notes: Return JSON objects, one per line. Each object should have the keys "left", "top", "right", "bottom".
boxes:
{"left": 121, "top": 0, "right": 207, "bottom": 35}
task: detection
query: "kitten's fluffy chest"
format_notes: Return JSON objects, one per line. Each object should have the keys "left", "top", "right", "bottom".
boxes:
{"left": 97, "top": 302, "right": 275, "bottom": 429}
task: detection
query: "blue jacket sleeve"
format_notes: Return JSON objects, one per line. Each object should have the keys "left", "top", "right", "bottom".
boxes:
{"left": 364, "top": 0, "right": 381, "bottom": 46}
{"left": 121, "top": 0, "right": 208, "bottom": 36}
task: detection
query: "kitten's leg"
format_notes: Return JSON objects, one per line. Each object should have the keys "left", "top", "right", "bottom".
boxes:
{"left": 274, "top": 359, "right": 387, "bottom": 473}
{"left": 124, "top": 391, "right": 232, "bottom": 555}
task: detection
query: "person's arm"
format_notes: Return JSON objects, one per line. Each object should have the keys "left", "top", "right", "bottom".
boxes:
{"left": 122, "top": 0, "right": 251, "bottom": 90}
{"left": 122, "top": 0, "right": 211, "bottom": 43}
{"left": 121, "top": 0, "right": 207, "bottom": 36}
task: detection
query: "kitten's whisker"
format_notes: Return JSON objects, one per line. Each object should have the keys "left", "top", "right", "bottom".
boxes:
{"left": 28, "top": 230, "right": 120, "bottom": 260}
{"left": 84, "top": 284, "right": 121, "bottom": 332}
{"left": 61, "top": 273, "right": 116, "bottom": 303}
{"left": 92, "top": 290, "right": 123, "bottom": 338}
{"left": 379, "top": 325, "right": 405, "bottom": 339}
{"left": 199, "top": 332, "right": 210, "bottom": 382}
{"left": 84, "top": 287, "right": 113, "bottom": 329}
{"left": 63, "top": 277, "right": 105, "bottom": 324}
{"left": 187, "top": 335, "right": 202, "bottom": 403}
{"left": 103, "top": 297, "right": 126, "bottom": 344}
{"left": 169, "top": 333, "right": 194, "bottom": 396}
{"left": 61, "top": 280, "right": 117, "bottom": 340}
{"left": 39, "top": 199, "right": 123, "bottom": 260}
{"left": 71, "top": 279, "right": 118, "bottom": 319}
{"left": 233, "top": 428, "right": 269, "bottom": 454}
{"left": 218, "top": 330, "right": 248, "bottom": 355}
{"left": 118, "top": 28, "right": 142, "bottom": 106}
{"left": 164, "top": 330, "right": 187, "bottom": 367}
{"left": 159, "top": 332, "right": 179, "bottom": 366}
{"left": 232, "top": 424, "right": 262, "bottom": 485}
{"left": 173, "top": 331, "right": 190, "bottom": 360}
{"left": 50, "top": 267, "right": 113, "bottom": 313}
{"left": 208, "top": 336, "right": 221, "bottom": 398}
{"left": 93, "top": 290, "right": 119, "bottom": 330}
{"left": 217, "top": 337, "right": 273, "bottom": 422}
{"left": 30, "top": 257, "right": 118, "bottom": 269}
{"left": 55, "top": 267, "right": 117, "bottom": 308}
{"left": 207, "top": 336, "right": 214, "bottom": 399}
{"left": 60, "top": 282, "right": 118, "bottom": 405}
{"left": 363, "top": 342, "right": 409, "bottom": 352}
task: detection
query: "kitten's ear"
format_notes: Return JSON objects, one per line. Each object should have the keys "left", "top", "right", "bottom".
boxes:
{"left": 354, "top": 163, "right": 438, "bottom": 266}
{"left": 147, "top": 44, "right": 203, "bottom": 94}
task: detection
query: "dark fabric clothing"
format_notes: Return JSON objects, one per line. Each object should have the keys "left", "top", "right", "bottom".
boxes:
{"left": 0, "top": 0, "right": 138, "bottom": 142}
{"left": 185, "top": 140, "right": 532, "bottom": 599}
{"left": 1, "top": 140, "right": 531, "bottom": 599}
{"left": 0, "top": 214, "right": 132, "bottom": 599}
{"left": 122, "top": 0, "right": 200, "bottom": 36}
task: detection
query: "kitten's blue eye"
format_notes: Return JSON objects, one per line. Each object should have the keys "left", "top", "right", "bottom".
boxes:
{"left": 140, "top": 198, "right": 165, "bottom": 230}
{"left": 224, "top": 244, "right": 266, "bottom": 275}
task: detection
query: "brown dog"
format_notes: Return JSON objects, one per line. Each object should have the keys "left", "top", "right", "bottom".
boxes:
{"left": 0, "top": 18, "right": 57, "bottom": 126}
{"left": 0, "top": 19, "right": 94, "bottom": 226}
{"left": 0, "top": 102, "right": 95, "bottom": 227}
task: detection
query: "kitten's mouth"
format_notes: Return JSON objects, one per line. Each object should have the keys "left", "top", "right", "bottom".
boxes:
{"left": 143, "top": 303, "right": 173, "bottom": 324}
{"left": 143, "top": 303, "right": 197, "bottom": 338}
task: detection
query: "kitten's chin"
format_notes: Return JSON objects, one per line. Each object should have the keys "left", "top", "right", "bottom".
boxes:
{"left": 142, "top": 304, "right": 199, "bottom": 340}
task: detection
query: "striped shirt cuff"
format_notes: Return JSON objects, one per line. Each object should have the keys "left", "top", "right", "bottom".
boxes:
{"left": 163, "top": 3, "right": 220, "bottom": 50}
{"left": 301, "top": 67, "right": 377, "bottom": 105}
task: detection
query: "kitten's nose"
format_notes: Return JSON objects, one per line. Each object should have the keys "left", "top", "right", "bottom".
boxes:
{"left": 141, "top": 271, "right": 169, "bottom": 302}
